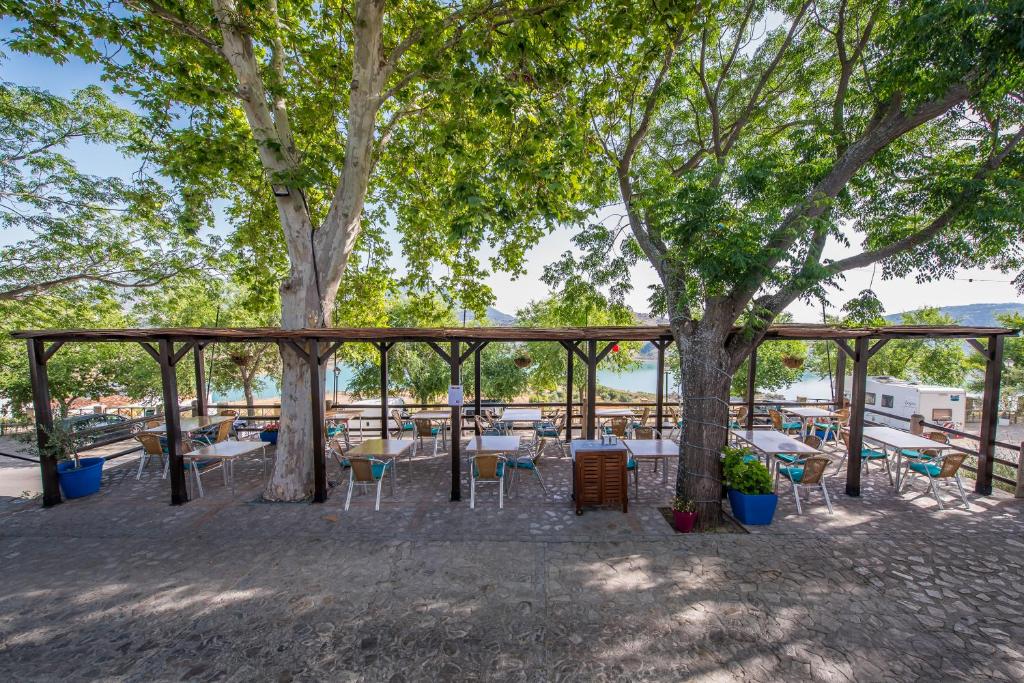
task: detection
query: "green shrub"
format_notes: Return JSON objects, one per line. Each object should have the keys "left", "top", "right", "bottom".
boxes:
{"left": 728, "top": 459, "right": 774, "bottom": 495}
{"left": 721, "top": 445, "right": 754, "bottom": 483}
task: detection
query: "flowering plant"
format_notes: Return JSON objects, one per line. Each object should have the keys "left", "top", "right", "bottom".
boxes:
{"left": 262, "top": 422, "right": 280, "bottom": 432}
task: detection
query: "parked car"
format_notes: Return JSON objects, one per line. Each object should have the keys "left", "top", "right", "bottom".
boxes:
{"left": 58, "top": 413, "right": 138, "bottom": 446}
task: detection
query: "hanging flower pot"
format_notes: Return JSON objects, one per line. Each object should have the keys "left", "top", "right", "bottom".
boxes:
{"left": 513, "top": 353, "right": 532, "bottom": 369}
{"left": 781, "top": 354, "right": 804, "bottom": 369}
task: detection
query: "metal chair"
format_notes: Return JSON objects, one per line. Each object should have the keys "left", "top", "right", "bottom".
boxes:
{"left": 134, "top": 432, "right": 167, "bottom": 480}
{"left": 390, "top": 409, "right": 414, "bottom": 439}
{"left": 533, "top": 412, "right": 566, "bottom": 457}
{"left": 605, "top": 416, "right": 629, "bottom": 438}
{"left": 769, "top": 409, "right": 802, "bottom": 435}
{"left": 344, "top": 456, "right": 394, "bottom": 511}
{"left": 899, "top": 451, "right": 970, "bottom": 509}
{"left": 776, "top": 455, "right": 833, "bottom": 515}
{"left": 507, "top": 438, "right": 548, "bottom": 497}
{"left": 412, "top": 418, "right": 441, "bottom": 457}
{"left": 833, "top": 430, "right": 893, "bottom": 484}
{"left": 470, "top": 453, "right": 506, "bottom": 509}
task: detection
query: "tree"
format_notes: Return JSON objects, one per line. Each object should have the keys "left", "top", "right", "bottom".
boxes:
{"left": 7, "top": 0, "right": 599, "bottom": 500}
{"left": 555, "top": 1, "right": 1024, "bottom": 525}
{"left": 967, "top": 312, "right": 1024, "bottom": 413}
{"left": 730, "top": 340, "right": 808, "bottom": 397}
{"left": 0, "top": 81, "right": 211, "bottom": 300}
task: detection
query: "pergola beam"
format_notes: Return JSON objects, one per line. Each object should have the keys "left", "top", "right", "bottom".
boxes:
{"left": 844, "top": 337, "right": 870, "bottom": 497}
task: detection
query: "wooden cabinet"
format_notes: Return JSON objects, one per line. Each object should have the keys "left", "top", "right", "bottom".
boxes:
{"left": 573, "top": 450, "right": 628, "bottom": 515}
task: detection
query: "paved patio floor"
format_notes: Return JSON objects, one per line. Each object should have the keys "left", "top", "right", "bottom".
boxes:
{"left": 1, "top": 434, "right": 1023, "bottom": 681}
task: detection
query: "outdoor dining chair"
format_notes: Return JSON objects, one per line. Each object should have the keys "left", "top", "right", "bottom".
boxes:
{"left": 900, "top": 431, "right": 949, "bottom": 460}
{"left": 412, "top": 418, "right": 442, "bottom": 457}
{"left": 507, "top": 438, "right": 548, "bottom": 497}
{"left": 194, "top": 419, "right": 233, "bottom": 447}
{"left": 899, "top": 451, "right": 970, "bottom": 510}
{"left": 631, "top": 406, "right": 651, "bottom": 431}
{"left": 775, "top": 455, "right": 833, "bottom": 515}
{"left": 182, "top": 437, "right": 225, "bottom": 499}
{"left": 327, "top": 436, "right": 350, "bottom": 474}
{"left": 218, "top": 409, "right": 240, "bottom": 438}
{"left": 814, "top": 407, "right": 849, "bottom": 443}
{"left": 770, "top": 434, "right": 821, "bottom": 477}
{"left": 390, "top": 409, "right": 414, "bottom": 439}
{"left": 470, "top": 453, "right": 507, "bottom": 509}
{"left": 134, "top": 432, "right": 167, "bottom": 480}
{"left": 344, "top": 456, "right": 394, "bottom": 511}
{"left": 533, "top": 412, "right": 566, "bottom": 457}
{"left": 605, "top": 416, "right": 629, "bottom": 438}
{"left": 834, "top": 430, "right": 893, "bottom": 484}
{"left": 769, "top": 409, "right": 802, "bottom": 435}
{"left": 729, "top": 405, "right": 748, "bottom": 429}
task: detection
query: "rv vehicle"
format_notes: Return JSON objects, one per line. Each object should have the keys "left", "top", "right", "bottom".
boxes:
{"left": 845, "top": 376, "right": 966, "bottom": 429}
{"left": 349, "top": 397, "right": 407, "bottom": 435}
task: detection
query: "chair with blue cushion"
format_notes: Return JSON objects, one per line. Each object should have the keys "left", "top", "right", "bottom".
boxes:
{"left": 344, "top": 456, "right": 394, "bottom": 511}
{"left": 470, "top": 453, "right": 507, "bottom": 509}
{"left": 728, "top": 405, "right": 748, "bottom": 429}
{"left": 900, "top": 431, "right": 949, "bottom": 461}
{"left": 899, "top": 452, "right": 969, "bottom": 509}
{"left": 533, "top": 413, "right": 566, "bottom": 457}
{"left": 813, "top": 407, "right": 849, "bottom": 443}
{"left": 769, "top": 409, "right": 803, "bottom": 435}
{"left": 390, "top": 409, "right": 414, "bottom": 439}
{"left": 507, "top": 438, "right": 548, "bottom": 497}
{"left": 412, "top": 418, "right": 442, "bottom": 457}
{"left": 775, "top": 455, "right": 833, "bottom": 515}
{"left": 631, "top": 407, "right": 651, "bottom": 433}
{"left": 772, "top": 434, "right": 822, "bottom": 477}
{"left": 834, "top": 430, "right": 893, "bottom": 484}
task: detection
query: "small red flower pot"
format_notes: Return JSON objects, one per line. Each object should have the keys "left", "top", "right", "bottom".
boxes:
{"left": 673, "top": 510, "right": 697, "bottom": 533}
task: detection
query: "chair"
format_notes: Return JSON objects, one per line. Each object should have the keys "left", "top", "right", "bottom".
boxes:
{"left": 729, "top": 405, "right": 748, "bottom": 429}
{"left": 666, "top": 407, "right": 683, "bottom": 441}
{"left": 533, "top": 413, "right": 566, "bottom": 457}
{"left": 145, "top": 418, "right": 163, "bottom": 429}
{"left": 769, "top": 409, "right": 802, "bottom": 434}
{"left": 192, "top": 419, "right": 233, "bottom": 447}
{"left": 833, "top": 430, "right": 892, "bottom": 484}
{"left": 327, "top": 420, "right": 350, "bottom": 448}
{"left": 900, "top": 431, "right": 949, "bottom": 460}
{"left": 776, "top": 455, "right": 833, "bottom": 515}
{"left": 605, "top": 416, "right": 629, "bottom": 438}
{"left": 390, "top": 409, "right": 414, "bottom": 439}
{"left": 814, "top": 408, "right": 848, "bottom": 442}
{"left": 344, "top": 456, "right": 394, "bottom": 511}
{"left": 134, "top": 432, "right": 167, "bottom": 480}
{"left": 899, "top": 452, "right": 970, "bottom": 509}
{"left": 182, "top": 437, "right": 225, "bottom": 498}
{"left": 470, "top": 453, "right": 506, "bottom": 509}
{"left": 631, "top": 407, "right": 651, "bottom": 431}
{"left": 507, "top": 438, "right": 548, "bottom": 497}
{"left": 631, "top": 426, "right": 661, "bottom": 440}
{"left": 771, "top": 434, "right": 820, "bottom": 475}
{"left": 218, "top": 409, "right": 239, "bottom": 438}
{"left": 328, "top": 437, "right": 350, "bottom": 473}
{"left": 412, "top": 418, "right": 441, "bottom": 457}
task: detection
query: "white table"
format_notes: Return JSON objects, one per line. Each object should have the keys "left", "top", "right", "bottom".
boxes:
{"left": 183, "top": 439, "right": 267, "bottom": 497}
{"left": 595, "top": 408, "right": 634, "bottom": 417}
{"left": 145, "top": 415, "right": 234, "bottom": 434}
{"left": 499, "top": 408, "right": 542, "bottom": 423}
{"left": 862, "top": 427, "right": 952, "bottom": 487}
{"left": 623, "top": 438, "right": 676, "bottom": 485}
{"left": 783, "top": 406, "right": 837, "bottom": 437}
{"left": 729, "top": 429, "right": 821, "bottom": 466}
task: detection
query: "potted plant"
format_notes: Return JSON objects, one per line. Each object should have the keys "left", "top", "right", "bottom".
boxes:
{"left": 724, "top": 457, "right": 778, "bottom": 525}
{"left": 781, "top": 353, "right": 805, "bottom": 369}
{"left": 47, "top": 422, "right": 105, "bottom": 499}
{"left": 670, "top": 496, "right": 697, "bottom": 533}
{"left": 260, "top": 421, "right": 280, "bottom": 445}
{"left": 513, "top": 353, "right": 532, "bottom": 368}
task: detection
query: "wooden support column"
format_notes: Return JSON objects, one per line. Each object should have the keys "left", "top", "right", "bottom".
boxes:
{"left": 745, "top": 345, "right": 757, "bottom": 430}
{"left": 27, "top": 339, "right": 60, "bottom": 507}
{"left": 379, "top": 342, "right": 391, "bottom": 440}
{"left": 975, "top": 334, "right": 1004, "bottom": 495}
{"left": 309, "top": 339, "right": 327, "bottom": 503}
{"left": 834, "top": 343, "right": 847, "bottom": 407}
{"left": 565, "top": 342, "right": 574, "bottom": 441}
{"left": 844, "top": 337, "right": 869, "bottom": 497}
{"left": 655, "top": 340, "right": 667, "bottom": 435}
{"left": 586, "top": 340, "right": 597, "bottom": 439}
{"left": 474, "top": 343, "right": 482, "bottom": 421}
{"left": 450, "top": 341, "right": 462, "bottom": 501}
{"left": 157, "top": 339, "right": 189, "bottom": 505}
{"left": 193, "top": 343, "right": 207, "bottom": 417}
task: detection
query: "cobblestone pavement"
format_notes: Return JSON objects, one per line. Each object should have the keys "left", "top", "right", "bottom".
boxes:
{"left": 1, "top": 434, "right": 1023, "bottom": 681}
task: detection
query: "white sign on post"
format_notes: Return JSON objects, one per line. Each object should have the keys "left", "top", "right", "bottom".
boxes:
{"left": 448, "top": 385, "right": 464, "bottom": 407}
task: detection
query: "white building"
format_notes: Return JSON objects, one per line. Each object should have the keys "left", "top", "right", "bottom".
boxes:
{"left": 846, "top": 376, "right": 966, "bottom": 429}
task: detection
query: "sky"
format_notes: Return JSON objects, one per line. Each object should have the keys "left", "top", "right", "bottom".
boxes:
{"left": 3, "top": 29, "right": 1020, "bottom": 323}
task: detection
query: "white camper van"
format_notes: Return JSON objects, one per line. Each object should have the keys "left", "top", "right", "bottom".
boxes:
{"left": 348, "top": 397, "right": 407, "bottom": 435}
{"left": 845, "top": 376, "right": 966, "bottom": 429}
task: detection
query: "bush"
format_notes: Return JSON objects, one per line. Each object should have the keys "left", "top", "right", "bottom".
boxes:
{"left": 728, "top": 459, "right": 774, "bottom": 495}
{"left": 721, "top": 445, "right": 754, "bottom": 483}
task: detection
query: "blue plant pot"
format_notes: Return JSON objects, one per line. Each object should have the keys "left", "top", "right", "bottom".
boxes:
{"left": 727, "top": 489, "right": 778, "bottom": 525}
{"left": 57, "top": 457, "right": 105, "bottom": 499}
{"left": 260, "top": 431, "right": 279, "bottom": 445}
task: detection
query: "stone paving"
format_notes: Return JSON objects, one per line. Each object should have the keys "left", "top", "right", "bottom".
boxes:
{"left": 1, "top": 431, "right": 1023, "bottom": 681}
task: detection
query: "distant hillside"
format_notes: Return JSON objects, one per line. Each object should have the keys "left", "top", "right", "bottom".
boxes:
{"left": 456, "top": 307, "right": 517, "bottom": 326}
{"left": 884, "top": 302, "right": 1024, "bottom": 327}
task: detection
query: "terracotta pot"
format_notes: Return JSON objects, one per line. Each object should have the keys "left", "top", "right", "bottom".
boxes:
{"left": 672, "top": 510, "right": 697, "bottom": 533}
{"left": 513, "top": 355, "right": 532, "bottom": 368}
{"left": 782, "top": 356, "right": 804, "bottom": 369}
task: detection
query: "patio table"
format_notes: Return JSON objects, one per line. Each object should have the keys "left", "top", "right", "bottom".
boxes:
{"left": 623, "top": 438, "right": 676, "bottom": 485}
{"left": 183, "top": 439, "right": 267, "bottom": 497}
{"left": 729, "top": 428, "right": 821, "bottom": 467}
{"left": 862, "top": 426, "right": 953, "bottom": 488}
{"left": 595, "top": 408, "right": 634, "bottom": 417}
{"left": 410, "top": 410, "right": 452, "bottom": 445}
{"left": 145, "top": 415, "right": 234, "bottom": 434}
{"left": 783, "top": 406, "right": 837, "bottom": 437}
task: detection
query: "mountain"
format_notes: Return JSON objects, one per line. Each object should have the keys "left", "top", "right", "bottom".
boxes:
{"left": 456, "top": 307, "right": 517, "bottom": 326}
{"left": 884, "top": 302, "right": 1024, "bottom": 327}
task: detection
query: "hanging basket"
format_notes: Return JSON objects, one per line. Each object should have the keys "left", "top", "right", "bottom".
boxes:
{"left": 781, "top": 355, "right": 805, "bottom": 369}
{"left": 513, "top": 354, "right": 532, "bottom": 369}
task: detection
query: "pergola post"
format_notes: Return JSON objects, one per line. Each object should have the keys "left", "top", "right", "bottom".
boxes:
{"left": 379, "top": 342, "right": 391, "bottom": 440}
{"left": 844, "top": 337, "right": 869, "bottom": 497}
{"left": 450, "top": 340, "right": 462, "bottom": 502}
{"left": 745, "top": 344, "right": 758, "bottom": 430}
{"left": 157, "top": 339, "right": 189, "bottom": 505}
{"left": 27, "top": 339, "right": 61, "bottom": 507}
{"left": 585, "top": 340, "right": 598, "bottom": 439}
{"left": 834, "top": 343, "right": 847, "bottom": 407}
{"left": 193, "top": 343, "right": 207, "bottom": 417}
{"left": 564, "top": 342, "right": 574, "bottom": 441}
{"left": 655, "top": 340, "right": 667, "bottom": 435}
{"left": 975, "top": 334, "right": 1004, "bottom": 495}
{"left": 308, "top": 339, "right": 327, "bottom": 503}
{"left": 473, "top": 343, "right": 482, "bottom": 422}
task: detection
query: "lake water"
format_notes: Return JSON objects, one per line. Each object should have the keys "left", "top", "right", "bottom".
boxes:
{"left": 213, "top": 361, "right": 836, "bottom": 403}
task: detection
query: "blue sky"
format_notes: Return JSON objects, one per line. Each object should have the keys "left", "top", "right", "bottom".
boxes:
{"left": 2, "top": 24, "right": 1020, "bottom": 321}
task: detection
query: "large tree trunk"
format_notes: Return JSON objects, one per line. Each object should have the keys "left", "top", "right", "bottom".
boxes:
{"left": 242, "top": 377, "right": 256, "bottom": 418}
{"left": 672, "top": 321, "right": 733, "bottom": 529}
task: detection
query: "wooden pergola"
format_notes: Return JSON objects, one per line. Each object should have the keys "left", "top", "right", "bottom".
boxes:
{"left": 13, "top": 323, "right": 1016, "bottom": 508}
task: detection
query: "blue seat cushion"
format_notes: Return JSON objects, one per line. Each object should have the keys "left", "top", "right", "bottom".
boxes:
{"left": 901, "top": 449, "right": 934, "bottom": 459}
{"left": 778, "top": 466, "right": 803, "bottom": 482}
{"left": 185, "top": 458, "right": 218, "bottom": 470}
{"left": 782, "top": 421, "right": 802, "bottom": 430}
{"left": 508, "top": 459, "right": 536, "bottom": 470}
{"left": 742, "top": 454, "right": 759, "bottom": 464}
{"left": 626, "top": 458, "right": 636, "bottom": 470}
{"left": 861, "top": 448, "right": 887, "bottom": 460}
{"left": 327, "top": 425, "right": 346, "bottom": 437}
{"left": 473, "top": 462, "right": 505, "bottom": 478}
{"left": 370, "top": 461, "right": 390, "bottom": 479}
{"left": 400, "top": 423, "right": 414, "bottom": 430}
{"left": 775, "top": 453, "right": 800, "bottom": 464}
{"left": 536, "top": 429, "right": 560, "bottom": 437}
{"left": 909, "top": 461, "right": 941, "bottom": 477}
